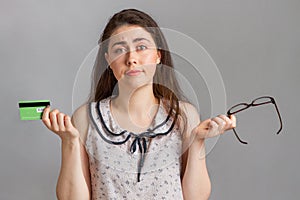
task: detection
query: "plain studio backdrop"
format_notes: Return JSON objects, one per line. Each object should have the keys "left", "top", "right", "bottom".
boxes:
{"left": 1, "top": 0, "right": 299, "bottom": 199}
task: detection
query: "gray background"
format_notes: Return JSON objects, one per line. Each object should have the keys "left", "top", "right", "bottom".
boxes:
{"left": 1, "top": 0, "right": 299, "bottom": 199}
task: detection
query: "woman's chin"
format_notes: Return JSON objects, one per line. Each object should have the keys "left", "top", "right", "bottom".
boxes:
{"left": 120, "top": 78, "right": 153, "bottom": 92}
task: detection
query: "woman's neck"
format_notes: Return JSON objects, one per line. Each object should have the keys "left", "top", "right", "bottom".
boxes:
{"left": 112, "top": 84, "right": 159, "bottom": 119}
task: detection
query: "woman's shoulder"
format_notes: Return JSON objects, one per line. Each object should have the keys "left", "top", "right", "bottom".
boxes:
{"left": 71, "top": 103, "right": 90, "bottom": 142}
{"left": 178, "top": 101, "right": 200, "bottom": 133}
{"left": 179, "top": 101, "right": 200, "bottom": 119}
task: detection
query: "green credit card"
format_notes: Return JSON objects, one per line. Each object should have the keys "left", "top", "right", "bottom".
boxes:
{"left": 18, "top": 100, "right": 50, "bottom": 120}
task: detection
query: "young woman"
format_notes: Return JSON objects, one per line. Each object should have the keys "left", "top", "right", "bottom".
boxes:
{"left": 42, "top": 9, "right": 236, "bottom": 200}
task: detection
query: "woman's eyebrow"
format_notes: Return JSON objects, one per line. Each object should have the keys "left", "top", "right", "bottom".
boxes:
{"left": 111, "top": 41, "right": 126, "bottom": 48}
{"left": 111, "top": 37, "right": 152, "bottom": 48}
{"left": 132, "top": 37, "right": 151, "bottom": 43}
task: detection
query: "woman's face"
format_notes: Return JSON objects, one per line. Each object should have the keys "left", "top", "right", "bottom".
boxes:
{"left": 105, "top": 25, "right": 161, "bottom": 89}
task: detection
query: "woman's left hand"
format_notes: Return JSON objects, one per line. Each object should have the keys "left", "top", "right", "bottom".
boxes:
{"left": 191, "top": 114, "right": 236, "bottom": 141}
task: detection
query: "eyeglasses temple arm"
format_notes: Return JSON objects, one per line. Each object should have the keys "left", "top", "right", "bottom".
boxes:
{"left": 232, "top": 128, "right": 248, "bottom": 144}
{"left": 272, "top": 100, "right": 283, "bottom": 134}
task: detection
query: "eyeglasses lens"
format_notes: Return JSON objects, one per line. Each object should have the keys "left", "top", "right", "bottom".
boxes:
{"left": 229, "top": 104, "right": 248, "bottom": 114}
{"left": 252, "top": 97, "right": 272, "bottom": 106}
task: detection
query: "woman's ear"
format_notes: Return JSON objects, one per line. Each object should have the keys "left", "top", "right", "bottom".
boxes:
{"left": 156, "top": 50, "right": 161, "bottom": 64}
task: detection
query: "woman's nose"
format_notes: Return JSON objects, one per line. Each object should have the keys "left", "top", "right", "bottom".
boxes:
{"left": 126, "top": 50, "right": 138, "bottom": 66}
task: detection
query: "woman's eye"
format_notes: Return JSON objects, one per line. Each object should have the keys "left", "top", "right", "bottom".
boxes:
{"left": 114, "top": 48, "right": 127, "bottom": 54}
{"left": 137, "top": 45, "right": 147, "bottom": 51}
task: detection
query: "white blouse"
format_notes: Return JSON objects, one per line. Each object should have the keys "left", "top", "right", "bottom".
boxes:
{"left": 85, "top": 97, "right": 184, "bottom": 200}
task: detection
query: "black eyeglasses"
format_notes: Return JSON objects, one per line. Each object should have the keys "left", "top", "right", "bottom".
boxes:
{"left": 227, "top": 96, "right": 283, "bottom": 144}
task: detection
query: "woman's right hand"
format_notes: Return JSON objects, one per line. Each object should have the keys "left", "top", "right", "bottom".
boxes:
{"left": 42, "top": 106, "right": 80, "bottom": 141}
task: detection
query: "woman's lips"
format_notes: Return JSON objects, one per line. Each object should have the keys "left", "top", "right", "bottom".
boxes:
{"left": 126, "top": 69, "right": 143, "bottom": 76}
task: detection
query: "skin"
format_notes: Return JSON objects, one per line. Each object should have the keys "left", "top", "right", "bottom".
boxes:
{"left": 42, "top": 25, "right": 236, "bottom": 200}
{"left": 104, "top": 25, "right": 162, "bottom": 130}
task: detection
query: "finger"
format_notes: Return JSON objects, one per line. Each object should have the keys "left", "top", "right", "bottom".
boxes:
{"left": 218, "top": 114, "right": 233, "bottom": 130}
{"left": 57, "top": 113, "right": 66, "bottom": 131}
{"left": 211, "top": 116, "right": 226, "bottom": 132}
{"left": 208, "top": 120, "right": 219, "bottom": 137}
{"left": 64, "top": 115, "right": 74, "bottom": 131}
{"left": 229, "top": 114, "right": 237, "bottom": 128}
{"left": 42, "top": 106, "right": 51, "bottom": 128}
{"left": 49, "top": 109, "right": 59, "bottom": 131}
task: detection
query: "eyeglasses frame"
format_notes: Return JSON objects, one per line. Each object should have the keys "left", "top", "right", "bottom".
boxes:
{"left": 227, "top": 96, "right": 283, "bottom": 144}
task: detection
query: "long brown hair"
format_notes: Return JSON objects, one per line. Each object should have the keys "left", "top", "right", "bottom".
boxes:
{"left": 89, "top": 9, "right": 187, "bottom": 126}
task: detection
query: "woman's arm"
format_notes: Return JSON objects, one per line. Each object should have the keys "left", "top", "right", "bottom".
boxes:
{"left": 180, "top": 102, "right": 236, "bottom": 200}
{"left": 180, "top": 103, "right": 211, "bottom": 200}
{"left": 182, "top": 139, "right": 211, "bottom": 200}
{"left": 42, "top": 104, "right": 91, "bottom": 200}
